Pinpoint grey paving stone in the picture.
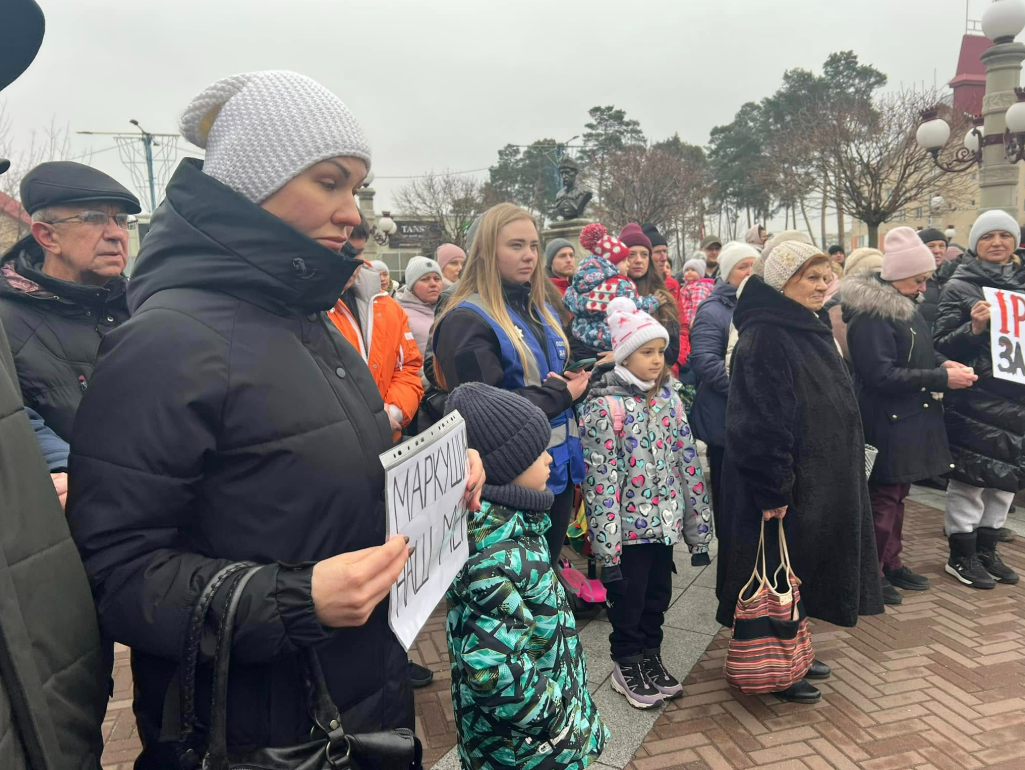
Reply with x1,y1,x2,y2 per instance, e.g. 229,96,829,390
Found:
577,619,615,693
590,678,667,769
430,746,460,770
663,585,726,636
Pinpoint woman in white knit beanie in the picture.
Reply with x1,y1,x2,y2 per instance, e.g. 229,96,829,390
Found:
68,70,484,764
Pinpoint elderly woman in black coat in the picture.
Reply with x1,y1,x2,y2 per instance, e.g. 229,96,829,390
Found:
842,227,976,606
934,210,1025,589
718,241,884,705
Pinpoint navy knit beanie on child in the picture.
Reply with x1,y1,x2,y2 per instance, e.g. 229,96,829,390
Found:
445,382,551,486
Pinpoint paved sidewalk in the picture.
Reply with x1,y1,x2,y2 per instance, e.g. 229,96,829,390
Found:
628,493,1025,770
101,489,1025,769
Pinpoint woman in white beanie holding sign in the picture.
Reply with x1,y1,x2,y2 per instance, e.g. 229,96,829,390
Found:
934,210,1025,589
66,70,482,766
842,227,975,606
716,242,884,705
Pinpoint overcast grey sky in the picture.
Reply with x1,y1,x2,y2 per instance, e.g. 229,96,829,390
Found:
1,0,990,218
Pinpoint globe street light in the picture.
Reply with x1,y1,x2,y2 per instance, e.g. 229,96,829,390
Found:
915,0,1025,216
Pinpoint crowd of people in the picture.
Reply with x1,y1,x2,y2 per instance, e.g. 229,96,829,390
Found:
1,21,1024,770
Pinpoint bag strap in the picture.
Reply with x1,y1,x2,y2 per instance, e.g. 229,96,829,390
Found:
202,568,346,770
203,565,262,770
607,395,626,436
737,519,768,600
176,561,256,765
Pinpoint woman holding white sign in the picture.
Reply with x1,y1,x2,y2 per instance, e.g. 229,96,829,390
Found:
934,210,1025,589
65,71,483,767
433,203,590,565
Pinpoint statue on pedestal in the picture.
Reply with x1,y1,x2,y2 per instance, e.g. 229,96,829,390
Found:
554,156,592,221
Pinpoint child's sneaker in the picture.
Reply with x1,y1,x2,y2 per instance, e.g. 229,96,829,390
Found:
611,656,665,709
642,650,683,698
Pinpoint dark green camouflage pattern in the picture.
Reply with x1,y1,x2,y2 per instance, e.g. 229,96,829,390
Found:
446,500,608,770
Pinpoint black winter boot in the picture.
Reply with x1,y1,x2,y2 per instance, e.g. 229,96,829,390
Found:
945,532,996,589
977,527,1020,585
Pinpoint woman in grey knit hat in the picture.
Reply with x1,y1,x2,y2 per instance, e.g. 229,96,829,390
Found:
67,70,484,765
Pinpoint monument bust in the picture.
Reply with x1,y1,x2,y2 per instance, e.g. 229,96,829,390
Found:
554,156,592,221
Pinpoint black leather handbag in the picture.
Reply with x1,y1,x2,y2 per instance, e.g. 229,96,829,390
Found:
177,563,423,770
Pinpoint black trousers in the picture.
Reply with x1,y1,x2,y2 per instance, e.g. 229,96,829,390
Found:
546,483,576,567
707,444,725,541
606,544,675,661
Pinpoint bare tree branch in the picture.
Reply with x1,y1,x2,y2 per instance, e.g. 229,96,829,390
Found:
394,170,488,253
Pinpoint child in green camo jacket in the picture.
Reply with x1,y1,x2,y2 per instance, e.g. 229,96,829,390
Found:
444,383,608,770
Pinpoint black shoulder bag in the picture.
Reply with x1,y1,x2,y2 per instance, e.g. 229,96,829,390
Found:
177,563,423,770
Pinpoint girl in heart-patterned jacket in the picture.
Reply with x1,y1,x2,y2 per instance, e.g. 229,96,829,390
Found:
578,297,712,709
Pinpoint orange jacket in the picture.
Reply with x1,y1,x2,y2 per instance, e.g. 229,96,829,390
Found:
328,267,423,440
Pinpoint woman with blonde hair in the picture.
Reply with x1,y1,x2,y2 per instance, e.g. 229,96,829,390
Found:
434,203,589,563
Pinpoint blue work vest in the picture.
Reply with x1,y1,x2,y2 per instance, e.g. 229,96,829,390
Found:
454,294,585,494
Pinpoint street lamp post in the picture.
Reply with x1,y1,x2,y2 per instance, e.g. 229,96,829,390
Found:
917,0,1025,217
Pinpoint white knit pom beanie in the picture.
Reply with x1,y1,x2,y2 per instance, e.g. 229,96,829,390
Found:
606,297,669,364
180,71,372,204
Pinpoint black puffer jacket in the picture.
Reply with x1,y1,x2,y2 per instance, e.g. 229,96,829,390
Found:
0,238,128,440
934,258,1025,492
0,317,108,770
842,274,954,485
67,159,411,767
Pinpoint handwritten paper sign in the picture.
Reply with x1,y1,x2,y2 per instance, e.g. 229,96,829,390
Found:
380,410,469,650
984,286,1025,385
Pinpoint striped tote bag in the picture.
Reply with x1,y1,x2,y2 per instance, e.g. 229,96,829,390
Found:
724,519,814,694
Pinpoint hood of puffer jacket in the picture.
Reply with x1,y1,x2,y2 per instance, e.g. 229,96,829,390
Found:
469,499,551,554
572,254,618,292
840,272,918,324
704,279,738,308
745,224,764,247
128,158,362,316
394,285,435,316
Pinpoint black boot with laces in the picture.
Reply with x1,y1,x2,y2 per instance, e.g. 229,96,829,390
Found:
977,527,1020,585
642,648,683,698
946,532,996,589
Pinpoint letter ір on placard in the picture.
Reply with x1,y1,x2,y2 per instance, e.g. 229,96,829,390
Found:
984,287,1025,385
381,411,469,649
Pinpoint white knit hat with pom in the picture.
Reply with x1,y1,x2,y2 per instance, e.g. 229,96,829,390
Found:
180,70,372,204
606,296,669,364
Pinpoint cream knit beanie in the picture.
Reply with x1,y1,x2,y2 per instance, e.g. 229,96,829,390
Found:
180,70,372,204
763,241,826,291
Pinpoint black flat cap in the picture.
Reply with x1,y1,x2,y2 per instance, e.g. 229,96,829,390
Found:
0,159,10,176
20,161,141,215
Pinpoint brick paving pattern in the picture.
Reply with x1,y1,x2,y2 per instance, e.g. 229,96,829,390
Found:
630,500,1025,770
101,499,1025,769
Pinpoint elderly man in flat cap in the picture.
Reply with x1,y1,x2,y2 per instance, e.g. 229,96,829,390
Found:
0,161,140,447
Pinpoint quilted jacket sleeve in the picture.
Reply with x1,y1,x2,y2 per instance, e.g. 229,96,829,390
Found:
452,550,568,737
68,308,330,667
579,395,622,567
675,400,711,553
690,302,730,395
934,280,989,363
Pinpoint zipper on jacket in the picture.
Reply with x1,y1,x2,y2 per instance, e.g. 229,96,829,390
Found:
78,374,88,392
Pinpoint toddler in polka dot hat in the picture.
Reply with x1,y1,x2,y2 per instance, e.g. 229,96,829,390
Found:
563,223,661,352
